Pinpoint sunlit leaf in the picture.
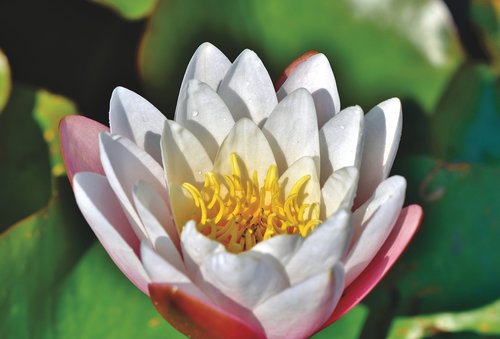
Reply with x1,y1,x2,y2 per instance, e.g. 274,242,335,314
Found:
388,299,500,338
0,49,11,113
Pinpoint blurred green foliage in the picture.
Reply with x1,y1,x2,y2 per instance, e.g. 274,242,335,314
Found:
91,0,158,21
0,0,499,338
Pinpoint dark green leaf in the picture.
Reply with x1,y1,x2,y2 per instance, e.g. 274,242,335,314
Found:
430,64,500,164
372,156,500,313
0,84,78,231
361,156,500,337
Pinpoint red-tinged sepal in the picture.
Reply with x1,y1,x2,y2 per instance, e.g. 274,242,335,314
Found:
149,283,266,339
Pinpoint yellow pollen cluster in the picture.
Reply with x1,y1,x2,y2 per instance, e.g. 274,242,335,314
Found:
182,153,322,253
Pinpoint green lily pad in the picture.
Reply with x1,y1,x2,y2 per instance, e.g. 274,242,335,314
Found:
361,156,500,337
91,0,158,21
430,64,500,164
53,243,184,338
139,0,463,118
388,299,500,338
313,304,369,339
0,177,93,338
0,84,78,232
0,49,11,113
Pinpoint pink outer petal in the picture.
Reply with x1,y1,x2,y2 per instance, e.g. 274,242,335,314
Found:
274,50,319,91
59,115,109,183
149,283,266,339
318,204,423,331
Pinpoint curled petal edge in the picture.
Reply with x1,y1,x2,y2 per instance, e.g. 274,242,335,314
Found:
149,283,266,339
318,204,423,331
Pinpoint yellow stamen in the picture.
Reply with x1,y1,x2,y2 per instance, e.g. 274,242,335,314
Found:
181,153,322,253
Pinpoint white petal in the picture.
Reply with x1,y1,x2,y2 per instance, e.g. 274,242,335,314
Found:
319,105,364,185
200,251,289,309
100,132,168,241
356,98,402,206
109,86,166,164
263,88,319,174
73,172,150,294
175,42,231,122
279,156,320,207
180,221,224,279
321,167,359,219
250,235,303,267
345,175,406,286
277,53,340,127
286,210,351,284
179,222,257,322
132,181,183,272
141,241,188,283
254,263,345,339
141,241,212,303
161,119,213,187
213,118,276,184
177,80,235,160
218,49,278,126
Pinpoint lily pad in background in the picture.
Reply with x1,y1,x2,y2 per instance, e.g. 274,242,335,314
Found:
0,49,11,113
91,0,158,21
361,156,500,337
139,0,463,119
52,243,183,339
0,177,93,339
430,64,500,164
0,85,78,232
387,299,500,338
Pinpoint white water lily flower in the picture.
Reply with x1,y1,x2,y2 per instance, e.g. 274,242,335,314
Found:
60,43,422,339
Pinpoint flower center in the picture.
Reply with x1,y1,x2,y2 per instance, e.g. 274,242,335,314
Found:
182,153,322,253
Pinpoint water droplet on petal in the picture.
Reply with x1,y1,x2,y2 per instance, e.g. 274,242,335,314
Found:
340,125,345,130
192,110,199,117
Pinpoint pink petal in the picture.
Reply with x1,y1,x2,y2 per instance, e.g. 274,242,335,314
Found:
274,50,319,91
59,115,109,183
149,283,266,339
74,172,149,295
318,204,423,330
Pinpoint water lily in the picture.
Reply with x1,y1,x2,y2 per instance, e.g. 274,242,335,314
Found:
60,42,422,339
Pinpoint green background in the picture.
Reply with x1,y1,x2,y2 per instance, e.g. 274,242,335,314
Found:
0,0,499,338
